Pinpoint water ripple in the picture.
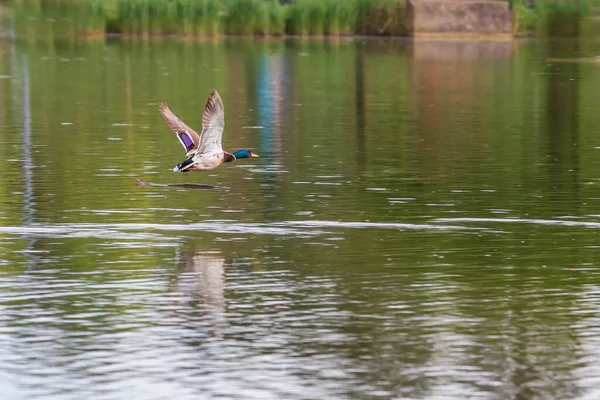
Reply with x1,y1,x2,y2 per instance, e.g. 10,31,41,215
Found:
0,220,492,242
435,217,600,228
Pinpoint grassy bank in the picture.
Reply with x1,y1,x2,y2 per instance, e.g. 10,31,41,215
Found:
1,0,594,40
3,0,407,38
114,0,407,36
5,0,108,39
512,0,592,36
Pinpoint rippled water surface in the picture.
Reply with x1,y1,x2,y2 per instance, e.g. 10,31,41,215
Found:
2,31,600,399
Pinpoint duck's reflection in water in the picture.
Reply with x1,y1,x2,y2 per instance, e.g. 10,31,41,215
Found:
176,251,226,329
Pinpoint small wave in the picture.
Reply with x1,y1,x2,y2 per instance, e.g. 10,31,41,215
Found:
434,217,600,228
0,222,327,239
0,218,499,243
273,220,476,231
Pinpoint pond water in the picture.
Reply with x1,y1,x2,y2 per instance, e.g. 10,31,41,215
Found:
2,31,600,399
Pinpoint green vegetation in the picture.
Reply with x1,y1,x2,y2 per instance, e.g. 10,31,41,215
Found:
115,0,222,36
6,0,108,41
284,0,405,36
4,0,408,38
512,1,538,35
512,0,592,36
1,0,595,39
224,0,285,36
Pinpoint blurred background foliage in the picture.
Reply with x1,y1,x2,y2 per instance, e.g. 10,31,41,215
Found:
1,0,595,40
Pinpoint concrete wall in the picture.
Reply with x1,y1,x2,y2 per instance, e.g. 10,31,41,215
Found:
406,0,512,37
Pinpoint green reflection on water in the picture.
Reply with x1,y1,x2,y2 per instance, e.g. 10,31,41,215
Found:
2,34,600,399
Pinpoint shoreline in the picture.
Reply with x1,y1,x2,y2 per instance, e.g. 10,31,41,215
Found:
2,0,563,42
2,0,591,42
1,32,544,44
99,32,517,41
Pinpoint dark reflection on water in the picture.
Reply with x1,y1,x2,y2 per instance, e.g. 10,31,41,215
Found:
2,34,600,399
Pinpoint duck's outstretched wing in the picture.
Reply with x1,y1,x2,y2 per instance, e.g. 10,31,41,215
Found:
159,103,201,156
197,90,225,156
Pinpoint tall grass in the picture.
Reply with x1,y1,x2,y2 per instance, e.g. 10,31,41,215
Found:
7,0,108,41
535,0,590,14
5,0,594,40
43,0,406,38
285,0,310,36
512,0,537,35
224,0,285,36
286,0,405,36
356,0,406,36
512,0,591,36
116,0,222,36
287,0,345,36
325,0,357,35
86,0,108,36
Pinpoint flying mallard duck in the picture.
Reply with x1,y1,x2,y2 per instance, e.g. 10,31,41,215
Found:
159,90,258,172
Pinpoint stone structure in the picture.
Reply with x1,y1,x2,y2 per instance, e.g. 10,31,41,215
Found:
405,0,512,37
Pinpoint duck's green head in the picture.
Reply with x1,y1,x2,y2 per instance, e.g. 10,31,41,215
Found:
232,149,259,159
